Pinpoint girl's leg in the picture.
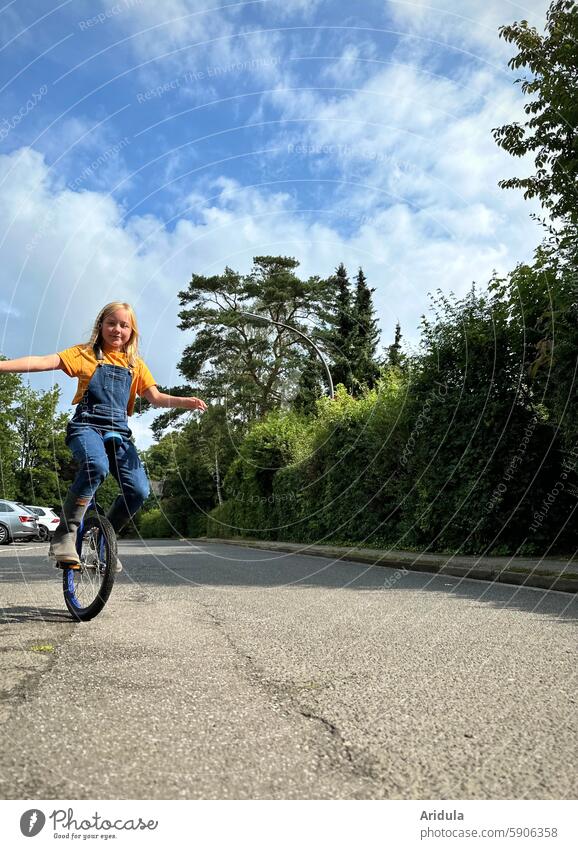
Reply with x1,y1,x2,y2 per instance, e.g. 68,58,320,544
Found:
50,428,109,565
67,427,110,498
106,439,150,533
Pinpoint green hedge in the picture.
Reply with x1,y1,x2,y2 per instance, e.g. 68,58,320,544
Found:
139,508,175,538
205,369,577,556
201,281,578,557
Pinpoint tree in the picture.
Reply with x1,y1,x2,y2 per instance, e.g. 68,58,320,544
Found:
141,403,246,535
163,409,239,535
351,267,381,392
319,264,383,395
321,263,356,393
292,349,325,415
317,264,383,396
386,322,403,367
492,0,578,454
177,256,328,423
489,243,578,453
0,361,21,499
493,0,578,224
12,385,72,504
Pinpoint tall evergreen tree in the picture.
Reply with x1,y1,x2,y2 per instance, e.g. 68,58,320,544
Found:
386,321,403,367
292,349,325,415
320,263,356,393
351,267,381,392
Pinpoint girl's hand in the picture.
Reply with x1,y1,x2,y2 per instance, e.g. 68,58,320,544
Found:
142,385,208,411
183,396,208,412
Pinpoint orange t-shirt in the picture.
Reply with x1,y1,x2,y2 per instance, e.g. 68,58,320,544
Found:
57,345,157,416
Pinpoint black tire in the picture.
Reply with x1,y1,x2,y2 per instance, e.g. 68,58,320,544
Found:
63,513,117,622
36,525,49,542
0,524,10,545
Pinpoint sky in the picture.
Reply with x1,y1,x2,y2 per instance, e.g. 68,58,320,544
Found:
0,0,550,448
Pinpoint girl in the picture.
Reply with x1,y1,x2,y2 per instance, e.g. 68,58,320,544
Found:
0,302,207,570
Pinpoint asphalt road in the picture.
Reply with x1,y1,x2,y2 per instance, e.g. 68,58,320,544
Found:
0,539,576,800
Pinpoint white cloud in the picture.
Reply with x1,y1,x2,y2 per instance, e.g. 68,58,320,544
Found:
95,0,288,96
320,42,381,86
0,0,550,467
260,52,542,228
385,0,549,63
1,141,542,446
0,301,20,318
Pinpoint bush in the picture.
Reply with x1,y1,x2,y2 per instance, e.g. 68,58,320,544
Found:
218,409,309,539
203,332,578,556
187,511,208,537
206,502,238,538
139,508,175,538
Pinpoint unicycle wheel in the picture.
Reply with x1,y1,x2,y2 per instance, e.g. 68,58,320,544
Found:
63,514,117,622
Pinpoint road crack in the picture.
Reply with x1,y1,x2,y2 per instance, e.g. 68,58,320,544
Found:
196,598,380,783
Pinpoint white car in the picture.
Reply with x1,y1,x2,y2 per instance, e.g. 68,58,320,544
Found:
0,501,39,544
25,505,61,542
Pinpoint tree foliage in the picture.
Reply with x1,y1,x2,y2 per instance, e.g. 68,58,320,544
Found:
351,267,381,392
0,373,74,505
319,263,356,392
493,0,578,223
318,263,383,396
142,1,578,550
208,282,576,555
177,256,329,423
0,363,21,498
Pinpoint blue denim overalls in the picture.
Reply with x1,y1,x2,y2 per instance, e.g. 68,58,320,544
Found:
65,346,150,531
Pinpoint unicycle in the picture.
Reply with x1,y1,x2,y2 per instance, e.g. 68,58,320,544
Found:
62,431,122,622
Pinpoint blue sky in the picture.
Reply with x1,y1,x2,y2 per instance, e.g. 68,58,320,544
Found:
1,0,549,447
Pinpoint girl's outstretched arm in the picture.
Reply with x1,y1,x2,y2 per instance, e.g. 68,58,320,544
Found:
143,385,208,412
0,354,61,373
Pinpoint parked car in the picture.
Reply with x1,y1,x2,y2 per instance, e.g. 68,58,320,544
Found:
0,500,39,544
25,505,61,542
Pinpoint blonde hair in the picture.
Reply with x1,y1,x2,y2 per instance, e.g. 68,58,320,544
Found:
86,302,140,367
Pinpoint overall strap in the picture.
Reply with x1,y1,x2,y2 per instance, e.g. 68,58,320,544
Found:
93,343,134,372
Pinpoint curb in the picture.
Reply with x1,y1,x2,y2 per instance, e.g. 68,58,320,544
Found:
194,537,578,594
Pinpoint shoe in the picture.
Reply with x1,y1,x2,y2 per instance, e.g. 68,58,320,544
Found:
49,490,89,567
51,558,81,571
114,556,123,573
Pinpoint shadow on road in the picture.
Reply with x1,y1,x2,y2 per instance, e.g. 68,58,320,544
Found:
106,541,578,622
0,606,73,624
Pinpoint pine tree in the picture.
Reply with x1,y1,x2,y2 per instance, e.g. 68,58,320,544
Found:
321,263,356,393
386,321,403,367
176,256,328,425
351,267,381,392
292,350,324,414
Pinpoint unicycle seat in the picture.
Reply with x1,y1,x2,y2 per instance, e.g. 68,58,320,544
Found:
103,431,126,464
103,430,124,444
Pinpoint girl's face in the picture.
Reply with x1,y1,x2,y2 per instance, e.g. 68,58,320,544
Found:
100,308,133,351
